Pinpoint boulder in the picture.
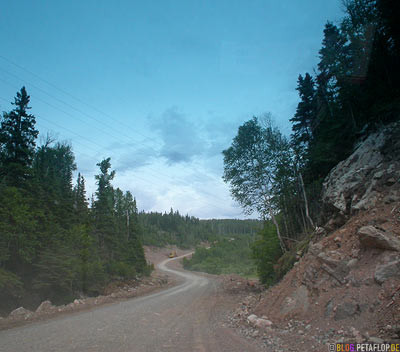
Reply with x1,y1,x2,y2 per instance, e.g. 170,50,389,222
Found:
247,314,273,329
247,314,258,325
36,300,53,313
254,318,273,329
374,259,400,284
9,307,32,319
357,226,400,251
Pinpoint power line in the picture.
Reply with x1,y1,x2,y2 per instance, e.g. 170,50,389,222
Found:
0,68,159,150
0,93,233,210
0,55,160,145
0,71,190,184
0,64,234,206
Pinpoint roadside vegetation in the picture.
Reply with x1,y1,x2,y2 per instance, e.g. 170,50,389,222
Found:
0,90,151,312
182,236,257,277
223,0,400,285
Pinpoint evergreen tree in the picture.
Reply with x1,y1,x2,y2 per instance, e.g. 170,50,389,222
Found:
32,141,77,228
0,87,38,186
73,172,89,223
290,73,317,165
93,158,116,261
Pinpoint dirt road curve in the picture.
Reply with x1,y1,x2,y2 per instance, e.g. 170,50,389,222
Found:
0,254,260,352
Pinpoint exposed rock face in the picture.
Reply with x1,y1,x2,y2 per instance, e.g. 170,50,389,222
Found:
357,226,400,251
322,122,400,218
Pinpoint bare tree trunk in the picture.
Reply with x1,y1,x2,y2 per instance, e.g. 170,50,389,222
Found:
300,206,307,234
282,196,290,237
270,211,287,253
298,172,315,229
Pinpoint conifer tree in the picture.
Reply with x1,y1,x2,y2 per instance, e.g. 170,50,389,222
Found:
94,158,116,260
0,87,38,186
290,73,317,166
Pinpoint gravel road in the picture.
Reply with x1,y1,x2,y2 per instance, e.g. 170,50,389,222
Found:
0,254,260,352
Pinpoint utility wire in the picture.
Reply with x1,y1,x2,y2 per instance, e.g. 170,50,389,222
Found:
0,93,233,210
0,66,234,206
0,55,160,145
0,72,197,186
0,67,158,150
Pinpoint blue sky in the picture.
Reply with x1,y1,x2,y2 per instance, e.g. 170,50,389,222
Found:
0,0,343,219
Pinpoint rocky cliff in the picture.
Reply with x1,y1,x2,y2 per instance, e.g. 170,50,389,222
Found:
229,122,400,350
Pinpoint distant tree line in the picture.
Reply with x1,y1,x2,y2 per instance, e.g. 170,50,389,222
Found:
139,210,261,248
223,0,400,284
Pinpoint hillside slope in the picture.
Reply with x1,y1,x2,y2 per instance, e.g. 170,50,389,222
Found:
230,122,400,349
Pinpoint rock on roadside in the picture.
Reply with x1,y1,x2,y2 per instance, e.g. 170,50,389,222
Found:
36,300,54,313
9,307,32,320
247,314,273,329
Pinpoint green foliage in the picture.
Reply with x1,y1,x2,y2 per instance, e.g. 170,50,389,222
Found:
273,251,296,282
183,236,257,277
0,87,38,186
0,186,39,267
0,268,23,294
139,210,212,248
139,211,261,249
33,245,80,300
0,89,153,313
251,222,282,285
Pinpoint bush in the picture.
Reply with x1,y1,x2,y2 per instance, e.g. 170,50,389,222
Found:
251,222,282,285
183,236,256,277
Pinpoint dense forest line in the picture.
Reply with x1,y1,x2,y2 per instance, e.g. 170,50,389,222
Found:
0,90,151,312
139,212,261,248
222,0,400,284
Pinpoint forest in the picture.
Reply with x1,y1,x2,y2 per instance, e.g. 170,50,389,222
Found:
222,0,400,284
139,212,260,248
0,90,152,313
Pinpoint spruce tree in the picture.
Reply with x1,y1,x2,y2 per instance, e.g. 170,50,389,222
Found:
290,73,317,166
93,158,116,261
0,87,38,186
